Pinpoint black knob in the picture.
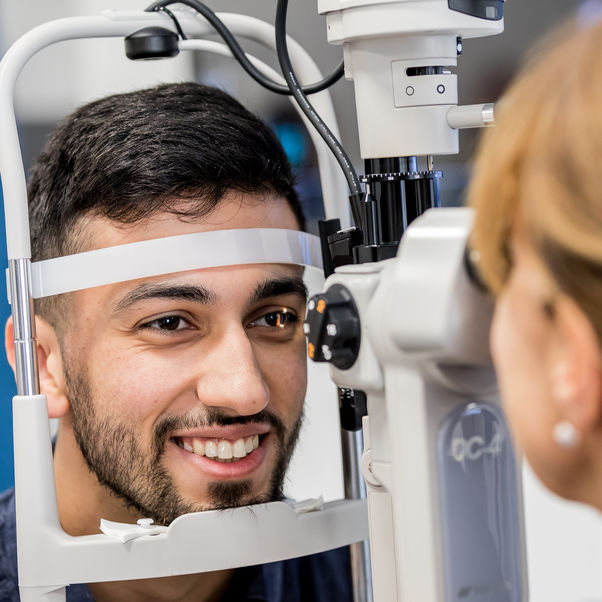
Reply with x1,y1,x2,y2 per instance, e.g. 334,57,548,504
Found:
124,27,180,61
303,284,361,370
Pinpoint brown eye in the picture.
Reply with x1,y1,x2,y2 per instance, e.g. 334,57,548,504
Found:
140,315,190,333
156,316,183,330
249,309,298,329
266,312,286,328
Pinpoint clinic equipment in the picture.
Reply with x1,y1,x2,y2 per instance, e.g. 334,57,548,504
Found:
0,1,527,601
300,0,527,600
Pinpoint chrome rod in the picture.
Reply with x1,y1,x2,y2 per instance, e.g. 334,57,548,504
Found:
342,428,373,602
9,258,39,395
342,428,366,500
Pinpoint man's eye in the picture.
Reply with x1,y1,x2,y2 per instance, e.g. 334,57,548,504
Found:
139,315,190,332
249,310,298,329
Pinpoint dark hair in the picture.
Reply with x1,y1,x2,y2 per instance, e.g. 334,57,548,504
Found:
28,82,305,264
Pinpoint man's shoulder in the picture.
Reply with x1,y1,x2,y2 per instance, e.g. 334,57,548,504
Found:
0,488,19,602
0,488,15,513
280,546,352,600
229,546,351,602
0,487,16,547
0,490,93,602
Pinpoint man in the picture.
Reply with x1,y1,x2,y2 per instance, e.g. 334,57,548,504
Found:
0,83,350,601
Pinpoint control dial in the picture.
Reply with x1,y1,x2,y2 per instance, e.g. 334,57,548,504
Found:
303,284,361,370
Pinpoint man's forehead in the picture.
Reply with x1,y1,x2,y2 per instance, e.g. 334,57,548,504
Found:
78,193,300,253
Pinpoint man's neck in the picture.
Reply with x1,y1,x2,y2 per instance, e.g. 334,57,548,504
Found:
88,571,235,602
52,423,235,601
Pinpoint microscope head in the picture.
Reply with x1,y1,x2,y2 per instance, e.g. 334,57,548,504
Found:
318,0,504,159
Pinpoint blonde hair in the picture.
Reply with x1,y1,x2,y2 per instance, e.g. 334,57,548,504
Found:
469,17,602,341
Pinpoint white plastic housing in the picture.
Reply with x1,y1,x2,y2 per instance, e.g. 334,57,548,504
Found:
372,207,494,365
319,208,527,601
318,0,504,158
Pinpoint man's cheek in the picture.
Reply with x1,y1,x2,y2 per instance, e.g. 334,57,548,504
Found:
276,346,307,392
89,356,170,417
262,346,306,409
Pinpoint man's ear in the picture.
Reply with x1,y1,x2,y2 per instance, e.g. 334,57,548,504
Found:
5,316,70,419
548,296,602,437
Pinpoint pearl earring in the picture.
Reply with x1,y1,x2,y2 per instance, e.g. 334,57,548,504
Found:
553,420,580,447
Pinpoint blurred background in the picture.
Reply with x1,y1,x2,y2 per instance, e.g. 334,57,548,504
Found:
1,1,601,600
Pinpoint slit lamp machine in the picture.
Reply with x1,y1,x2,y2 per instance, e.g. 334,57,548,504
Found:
0,1,527,600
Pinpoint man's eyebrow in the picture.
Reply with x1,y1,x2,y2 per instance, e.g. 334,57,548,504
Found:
250,277,308,305
112,283,217,314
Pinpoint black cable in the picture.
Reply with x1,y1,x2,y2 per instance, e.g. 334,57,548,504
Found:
146,0,344,96
158,6,188,40
275,0,362,197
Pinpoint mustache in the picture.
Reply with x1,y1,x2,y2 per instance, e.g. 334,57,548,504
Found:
154,408,286,449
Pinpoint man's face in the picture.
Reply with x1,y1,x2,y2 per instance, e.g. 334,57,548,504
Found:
59,194,307,525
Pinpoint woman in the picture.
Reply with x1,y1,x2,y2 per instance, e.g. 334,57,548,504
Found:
469,17,602,510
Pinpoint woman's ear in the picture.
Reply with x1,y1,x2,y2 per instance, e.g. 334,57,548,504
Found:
5,316,70,419
548,296,602,437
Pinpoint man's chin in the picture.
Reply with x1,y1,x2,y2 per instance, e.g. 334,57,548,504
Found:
175,472,283,510
191,480,275,513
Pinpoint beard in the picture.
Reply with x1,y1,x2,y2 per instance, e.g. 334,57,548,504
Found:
65,369,303,526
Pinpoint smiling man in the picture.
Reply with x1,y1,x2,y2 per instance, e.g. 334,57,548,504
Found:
0,83,351,601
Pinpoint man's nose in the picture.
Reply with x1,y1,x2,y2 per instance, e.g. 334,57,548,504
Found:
195,327,270,416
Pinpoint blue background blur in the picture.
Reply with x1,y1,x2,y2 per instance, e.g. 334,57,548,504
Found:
0,185,17,493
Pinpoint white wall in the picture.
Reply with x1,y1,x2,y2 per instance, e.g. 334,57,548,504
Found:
523,463,602,602
0,0,194,124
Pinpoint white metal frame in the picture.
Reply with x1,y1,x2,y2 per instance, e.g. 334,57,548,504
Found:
0,9,366,601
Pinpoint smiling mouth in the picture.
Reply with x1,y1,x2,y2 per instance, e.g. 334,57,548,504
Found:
171,435,264,463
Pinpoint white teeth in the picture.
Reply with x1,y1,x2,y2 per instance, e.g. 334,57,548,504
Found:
233,439,246,458
217,440,233,459
178,434,262,461
192,438,205,456
205,440,218,458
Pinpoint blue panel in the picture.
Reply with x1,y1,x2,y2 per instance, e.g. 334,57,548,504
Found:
0,181,17,491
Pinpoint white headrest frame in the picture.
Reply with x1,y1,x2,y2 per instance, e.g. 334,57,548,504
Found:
17,228,321,300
